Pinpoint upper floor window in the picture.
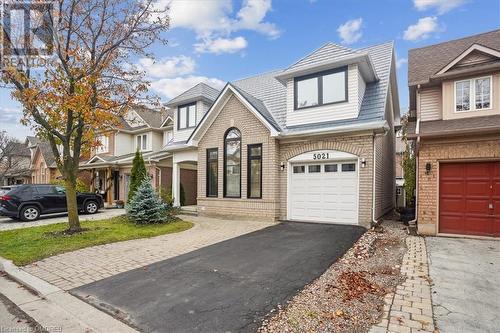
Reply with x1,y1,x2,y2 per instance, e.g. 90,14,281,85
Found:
136,134,148,151
163,130,173,145
294,67,347,110
455,76,492,112
95,135,109,154
178,103,196,130
224,128,241,198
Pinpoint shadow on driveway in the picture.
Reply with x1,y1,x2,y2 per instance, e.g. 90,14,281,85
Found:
72,222,365,333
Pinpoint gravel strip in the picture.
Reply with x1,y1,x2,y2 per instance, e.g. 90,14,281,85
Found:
259,220,408,333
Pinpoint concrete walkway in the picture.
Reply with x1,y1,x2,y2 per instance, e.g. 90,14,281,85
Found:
0,208,126,231
23,215,274,290
427,237,500,333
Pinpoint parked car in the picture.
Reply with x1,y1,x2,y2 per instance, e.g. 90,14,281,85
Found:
0,184,104,221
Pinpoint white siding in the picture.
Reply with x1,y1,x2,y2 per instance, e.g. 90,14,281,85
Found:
419,87,442,121
114,132,134,155
151,131,163,151
286,64,361,127
173,100,212,142
358,68,366,114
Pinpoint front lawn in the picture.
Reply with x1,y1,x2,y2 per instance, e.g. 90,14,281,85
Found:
0,216,193,266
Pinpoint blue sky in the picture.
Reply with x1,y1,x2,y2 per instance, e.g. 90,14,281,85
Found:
1,0,499,139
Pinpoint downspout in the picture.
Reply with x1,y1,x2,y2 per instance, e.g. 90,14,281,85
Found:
408,84,421,230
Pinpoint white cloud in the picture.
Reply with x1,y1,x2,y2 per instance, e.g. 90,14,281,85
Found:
0,107,33,140
413,0,467,14
150,76,225,99
136,56,196,78
194,36,248,54
154,0,280,54
396,57,408,69
337,18,363,44
0,106,22,125
403,16,442,41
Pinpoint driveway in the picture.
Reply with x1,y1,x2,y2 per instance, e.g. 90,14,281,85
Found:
72,222,365,333
0,208,125,231
427,237,500,333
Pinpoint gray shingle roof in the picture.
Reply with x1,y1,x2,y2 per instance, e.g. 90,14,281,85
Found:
166,82,220,107
38,143,56,167
407,114,500,138
229,41,394,134
408,29,500,86
284,43,360,72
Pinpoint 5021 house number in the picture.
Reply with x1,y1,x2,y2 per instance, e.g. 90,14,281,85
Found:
313,152,330,160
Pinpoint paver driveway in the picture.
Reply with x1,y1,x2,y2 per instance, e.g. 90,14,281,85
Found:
427,237,500,333
72,222,365,333
23,215,273,290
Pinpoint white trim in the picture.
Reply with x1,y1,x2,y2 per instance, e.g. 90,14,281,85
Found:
188,85,280,146
281,120,388,138
437,44,500,75
86,155,107,164
160,115,174,128
454,75,493,113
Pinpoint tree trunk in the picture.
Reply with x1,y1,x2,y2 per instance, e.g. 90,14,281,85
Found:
64,176,81,232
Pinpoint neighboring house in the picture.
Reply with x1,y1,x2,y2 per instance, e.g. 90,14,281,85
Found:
79,106,173,206
165,41,400,227
31,142,61,183
406,29,500,237
1,141,31,185
395,131,406,208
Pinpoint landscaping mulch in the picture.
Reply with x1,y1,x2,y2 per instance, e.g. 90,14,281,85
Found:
259,219,408,333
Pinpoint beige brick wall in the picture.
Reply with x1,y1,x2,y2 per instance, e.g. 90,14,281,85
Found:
197,95,280,221
278,134,375,227
417,134,500,235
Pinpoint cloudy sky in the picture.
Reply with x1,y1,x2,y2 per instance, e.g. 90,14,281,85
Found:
1,0,499,139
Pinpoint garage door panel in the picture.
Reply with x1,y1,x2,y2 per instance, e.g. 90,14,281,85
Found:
440,181,463,194
440,162,498,237
290,160,358,224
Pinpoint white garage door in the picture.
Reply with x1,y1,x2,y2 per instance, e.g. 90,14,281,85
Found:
289,161,358,224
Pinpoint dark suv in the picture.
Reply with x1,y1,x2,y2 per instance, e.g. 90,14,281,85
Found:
0,184,104,221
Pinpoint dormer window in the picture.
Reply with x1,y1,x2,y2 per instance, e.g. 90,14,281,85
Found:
178,103,196,130
294,67,347,110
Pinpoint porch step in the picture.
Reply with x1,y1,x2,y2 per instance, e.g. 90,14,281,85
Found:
179,205,198,216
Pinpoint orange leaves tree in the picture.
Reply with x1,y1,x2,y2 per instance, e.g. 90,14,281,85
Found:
1,0,168,231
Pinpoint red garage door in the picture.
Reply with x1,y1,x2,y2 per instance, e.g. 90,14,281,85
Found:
440,162,500,237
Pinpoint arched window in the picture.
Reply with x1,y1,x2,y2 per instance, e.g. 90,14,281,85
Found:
224,128,241,197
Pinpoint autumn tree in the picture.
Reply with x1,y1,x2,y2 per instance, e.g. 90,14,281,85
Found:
1,0,169,231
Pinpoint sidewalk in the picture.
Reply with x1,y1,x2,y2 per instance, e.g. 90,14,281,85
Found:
0,208,126,231
0,274,137,333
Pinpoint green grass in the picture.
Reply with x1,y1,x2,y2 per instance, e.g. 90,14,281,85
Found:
0,216,193,266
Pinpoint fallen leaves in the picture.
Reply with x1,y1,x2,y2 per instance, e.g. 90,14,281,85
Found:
327,271,384,302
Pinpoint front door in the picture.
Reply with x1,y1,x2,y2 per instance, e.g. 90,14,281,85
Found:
439,161,500,237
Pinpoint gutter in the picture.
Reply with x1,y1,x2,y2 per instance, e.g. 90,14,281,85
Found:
279,120,389,139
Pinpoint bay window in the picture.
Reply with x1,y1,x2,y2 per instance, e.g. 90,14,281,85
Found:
455,76,492,112
294,67,347,110
224,128,241,198
247,144,262,199
178,103,196,129
206,148,218,197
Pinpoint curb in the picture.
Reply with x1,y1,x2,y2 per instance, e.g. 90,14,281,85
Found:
0,257,61,297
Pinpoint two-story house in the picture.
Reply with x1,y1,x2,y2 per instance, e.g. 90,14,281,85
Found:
80,106,173,206
406,29,500,237
166,41,399,227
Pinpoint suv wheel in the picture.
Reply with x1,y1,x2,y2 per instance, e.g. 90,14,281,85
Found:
84,201,99,214
20,206,40,222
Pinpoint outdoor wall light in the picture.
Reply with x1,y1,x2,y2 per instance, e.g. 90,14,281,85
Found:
361,158,366,168
425,162,432,175
280,162,285,171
